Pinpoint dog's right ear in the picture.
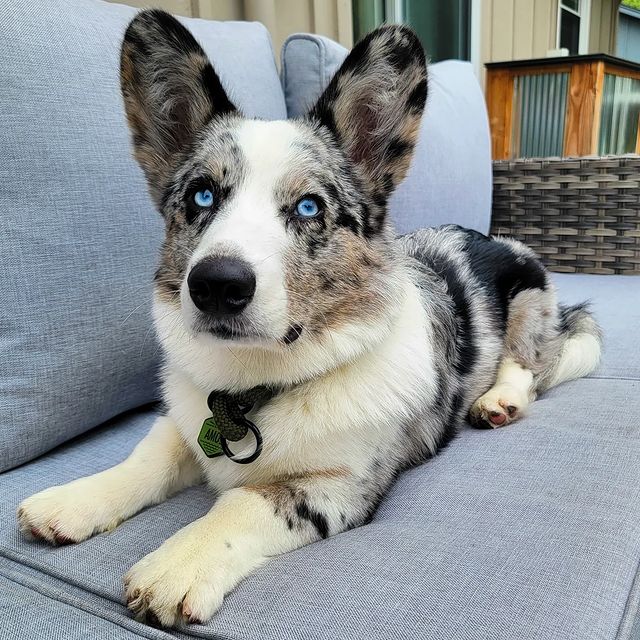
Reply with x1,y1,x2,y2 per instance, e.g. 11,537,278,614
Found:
120,9,237,206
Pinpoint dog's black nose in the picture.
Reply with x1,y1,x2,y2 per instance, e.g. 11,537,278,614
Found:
187,257,256,315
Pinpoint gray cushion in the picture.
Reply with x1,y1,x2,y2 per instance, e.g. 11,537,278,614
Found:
0,576,152,640
553,274,640,381
2,373,640,638
0,0,286,472
281,34,493,234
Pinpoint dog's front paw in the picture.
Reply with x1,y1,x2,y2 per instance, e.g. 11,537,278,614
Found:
18,480,123,545
470,383,530,429
125,522,266,627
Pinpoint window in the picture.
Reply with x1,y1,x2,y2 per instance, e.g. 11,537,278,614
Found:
557,0,591,55
352,0,471,63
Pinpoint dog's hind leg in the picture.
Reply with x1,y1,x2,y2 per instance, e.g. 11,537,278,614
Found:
18,416,202,545
470,287,559,429
470,286,602,429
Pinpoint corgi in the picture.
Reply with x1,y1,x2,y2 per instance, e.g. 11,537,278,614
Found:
18,10,601,628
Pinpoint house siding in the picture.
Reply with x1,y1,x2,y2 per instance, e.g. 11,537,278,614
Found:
482,0,557,64
103,0,353,54
482,0,618,63
618,8,640,63
588,0,620,54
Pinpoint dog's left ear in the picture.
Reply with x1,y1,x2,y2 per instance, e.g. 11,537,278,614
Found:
309,25,427,200
120,9,237,206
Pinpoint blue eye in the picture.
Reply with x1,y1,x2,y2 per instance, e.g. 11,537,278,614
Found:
193,189,214,208
296,197,320,218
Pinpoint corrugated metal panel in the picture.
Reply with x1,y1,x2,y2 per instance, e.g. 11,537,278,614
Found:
513,72,568,158
598,73,640,155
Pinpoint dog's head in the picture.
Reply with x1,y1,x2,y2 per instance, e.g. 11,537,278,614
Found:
120,10,426,351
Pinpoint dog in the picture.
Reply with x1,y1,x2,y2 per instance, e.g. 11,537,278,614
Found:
17,10,602,627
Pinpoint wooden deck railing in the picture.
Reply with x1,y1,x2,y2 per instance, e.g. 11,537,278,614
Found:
486,54,640,160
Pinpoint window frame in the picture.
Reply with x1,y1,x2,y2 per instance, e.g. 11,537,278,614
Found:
556,0,592,55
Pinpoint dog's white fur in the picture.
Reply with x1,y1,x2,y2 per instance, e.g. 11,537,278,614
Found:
19,255,436,624
183,121,299,342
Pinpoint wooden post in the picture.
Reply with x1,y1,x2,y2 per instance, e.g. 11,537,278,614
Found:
486,69,514,160
564,60,603,156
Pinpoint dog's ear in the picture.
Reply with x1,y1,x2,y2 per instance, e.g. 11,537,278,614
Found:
120,9,237,205
309,25,427,200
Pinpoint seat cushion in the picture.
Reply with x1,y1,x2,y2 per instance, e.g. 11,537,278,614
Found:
2,374,640,639
0,0,286,472
281,34,493,234
553,274,640,381
0,576,155,640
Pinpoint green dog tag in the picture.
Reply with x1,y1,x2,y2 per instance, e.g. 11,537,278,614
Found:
197,418,223,458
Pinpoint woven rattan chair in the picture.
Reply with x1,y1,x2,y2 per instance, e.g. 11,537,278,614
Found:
491,155,640,275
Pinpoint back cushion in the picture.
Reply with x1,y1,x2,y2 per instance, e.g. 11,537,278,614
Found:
281,33,492,234
0,0,286,471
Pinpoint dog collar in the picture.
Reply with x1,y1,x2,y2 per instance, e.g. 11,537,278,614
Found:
197,387,277,464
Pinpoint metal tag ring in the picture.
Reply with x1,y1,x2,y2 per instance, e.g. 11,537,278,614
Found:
220,419,263,464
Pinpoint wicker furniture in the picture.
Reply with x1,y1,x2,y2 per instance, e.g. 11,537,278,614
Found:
491,155,640,275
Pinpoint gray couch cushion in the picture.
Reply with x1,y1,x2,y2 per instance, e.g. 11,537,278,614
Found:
2,321,639,639
0,576,156,640
281,34,493,234
0,0,286,472
553,274,640,381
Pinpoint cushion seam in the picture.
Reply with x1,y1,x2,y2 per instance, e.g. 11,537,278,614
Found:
0,546,282,640
0,557,178,640
0,544,124,603
615,551,640,639
588,375,640,382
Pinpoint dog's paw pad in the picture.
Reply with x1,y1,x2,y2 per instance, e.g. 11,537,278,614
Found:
470,384,528,429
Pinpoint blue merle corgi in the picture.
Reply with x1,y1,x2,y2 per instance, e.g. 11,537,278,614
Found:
18,10,601,627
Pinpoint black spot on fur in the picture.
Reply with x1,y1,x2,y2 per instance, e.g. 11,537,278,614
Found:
323,181,340,203
283,324,303,345
416,251,477,376
407,79,427,113
336,209,361,234
388,44,414,72
201,64,235,118
386,137,411,162
372,191,386,208
379,173,395,199
559,302,591,336
286,517,294,530
462,228,548,331
445,392,464,433
296,501,329,539
440,272,476,375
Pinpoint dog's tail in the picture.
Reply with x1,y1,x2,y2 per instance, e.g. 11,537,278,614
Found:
538,303,602,393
